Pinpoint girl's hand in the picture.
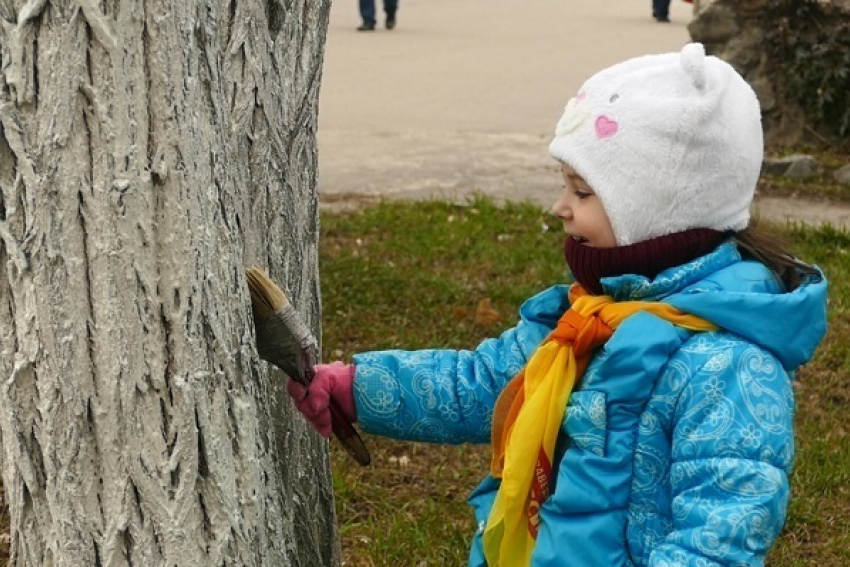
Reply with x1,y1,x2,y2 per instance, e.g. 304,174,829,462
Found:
286,361,357,437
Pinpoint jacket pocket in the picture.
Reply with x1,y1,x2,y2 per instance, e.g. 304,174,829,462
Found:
563,390,608,457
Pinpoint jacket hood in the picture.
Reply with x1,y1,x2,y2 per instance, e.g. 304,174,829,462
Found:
601,242,828,371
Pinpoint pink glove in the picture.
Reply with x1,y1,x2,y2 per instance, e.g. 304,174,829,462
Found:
287,361,357,437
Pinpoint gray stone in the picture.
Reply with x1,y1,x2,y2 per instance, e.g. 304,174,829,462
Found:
724,27,764,72
834,164,850,185
688,4,741,43
762,155,819,178
693,0,718,15
748,72,776,111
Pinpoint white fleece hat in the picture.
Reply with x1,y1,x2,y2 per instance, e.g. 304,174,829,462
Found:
548,43,763,246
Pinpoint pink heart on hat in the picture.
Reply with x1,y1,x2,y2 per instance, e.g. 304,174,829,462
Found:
595,115,619,139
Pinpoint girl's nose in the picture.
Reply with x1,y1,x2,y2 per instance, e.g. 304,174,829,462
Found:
551,194,572,220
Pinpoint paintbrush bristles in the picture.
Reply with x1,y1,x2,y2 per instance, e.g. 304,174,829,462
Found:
245,267,290,320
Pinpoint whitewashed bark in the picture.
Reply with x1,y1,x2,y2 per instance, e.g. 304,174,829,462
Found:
0,1,336,565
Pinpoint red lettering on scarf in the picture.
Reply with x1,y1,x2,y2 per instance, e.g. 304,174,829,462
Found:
528,449,553,538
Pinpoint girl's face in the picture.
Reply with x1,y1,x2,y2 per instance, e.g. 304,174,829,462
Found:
550,164,617,248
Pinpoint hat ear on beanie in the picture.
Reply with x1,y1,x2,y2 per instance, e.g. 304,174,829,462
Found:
548,43,763,247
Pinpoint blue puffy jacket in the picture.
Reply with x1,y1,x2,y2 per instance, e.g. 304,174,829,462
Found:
351,242,828,566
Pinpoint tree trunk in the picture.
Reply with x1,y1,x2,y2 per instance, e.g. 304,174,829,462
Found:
0,1,336,565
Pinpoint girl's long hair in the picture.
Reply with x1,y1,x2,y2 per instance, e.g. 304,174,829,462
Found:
732,224,820,291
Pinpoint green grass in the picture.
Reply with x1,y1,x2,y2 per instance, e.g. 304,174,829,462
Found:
321,198,850,567
758,175,850,203
320,197,566,354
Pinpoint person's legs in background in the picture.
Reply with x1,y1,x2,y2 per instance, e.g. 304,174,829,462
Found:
359,0,376,30
652,0,671,21
384,0,398,29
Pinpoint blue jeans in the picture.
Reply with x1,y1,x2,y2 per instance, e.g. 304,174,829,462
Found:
360,0,398,25
652,0,671,17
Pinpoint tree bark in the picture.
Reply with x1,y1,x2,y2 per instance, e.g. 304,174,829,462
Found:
0,1,336,565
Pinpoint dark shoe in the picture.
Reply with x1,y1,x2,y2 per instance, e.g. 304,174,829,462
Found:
386,15,396,29
654,15,670,22
357,21,376,31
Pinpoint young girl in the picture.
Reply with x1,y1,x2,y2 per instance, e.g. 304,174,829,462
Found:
290,43,828,566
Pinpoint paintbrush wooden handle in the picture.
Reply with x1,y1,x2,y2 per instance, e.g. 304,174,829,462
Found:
329,401,372,466
245,266,371,465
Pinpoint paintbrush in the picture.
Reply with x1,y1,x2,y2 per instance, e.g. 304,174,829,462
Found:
245,267,371,466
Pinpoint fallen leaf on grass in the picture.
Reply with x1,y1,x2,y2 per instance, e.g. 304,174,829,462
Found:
475,298,501,327
453,307,470,319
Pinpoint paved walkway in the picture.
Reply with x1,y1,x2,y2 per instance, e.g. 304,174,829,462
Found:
317,0,850,228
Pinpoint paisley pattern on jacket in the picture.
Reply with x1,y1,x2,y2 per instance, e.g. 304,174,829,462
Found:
352,242,828,566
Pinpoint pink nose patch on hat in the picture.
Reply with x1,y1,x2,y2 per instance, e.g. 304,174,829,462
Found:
595,116,619,139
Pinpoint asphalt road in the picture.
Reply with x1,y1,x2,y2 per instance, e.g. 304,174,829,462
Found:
316,0,850,228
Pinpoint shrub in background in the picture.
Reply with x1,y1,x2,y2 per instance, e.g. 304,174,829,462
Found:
764,0,850,139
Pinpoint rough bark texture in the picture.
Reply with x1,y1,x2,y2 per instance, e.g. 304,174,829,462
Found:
0,1,336,566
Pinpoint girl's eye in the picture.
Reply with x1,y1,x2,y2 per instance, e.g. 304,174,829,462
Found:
574,189,591,200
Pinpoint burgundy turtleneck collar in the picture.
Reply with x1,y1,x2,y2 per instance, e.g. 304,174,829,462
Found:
564,228,727,295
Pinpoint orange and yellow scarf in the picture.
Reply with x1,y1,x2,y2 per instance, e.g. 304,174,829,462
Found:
482,284,717,566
